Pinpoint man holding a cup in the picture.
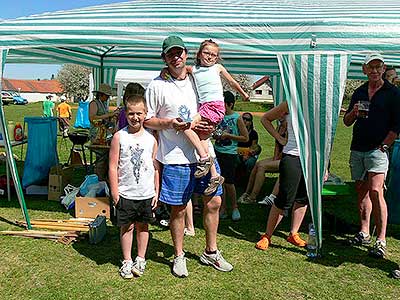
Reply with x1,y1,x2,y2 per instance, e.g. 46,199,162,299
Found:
344,53,400,258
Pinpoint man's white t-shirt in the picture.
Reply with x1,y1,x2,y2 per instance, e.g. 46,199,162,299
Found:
146,75,215,165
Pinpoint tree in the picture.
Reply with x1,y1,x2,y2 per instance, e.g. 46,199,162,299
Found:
57,64,91,101
221,73,252,100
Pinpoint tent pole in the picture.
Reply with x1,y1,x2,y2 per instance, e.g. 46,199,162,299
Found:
0,103,31,229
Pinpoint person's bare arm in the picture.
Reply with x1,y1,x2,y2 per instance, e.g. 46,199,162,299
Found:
89,102,117,123
220,116,249,143
144,117,190,131
343,103,359,127
219,65,249,100
261,101,289,146
152,139,161,210
108,132,120,205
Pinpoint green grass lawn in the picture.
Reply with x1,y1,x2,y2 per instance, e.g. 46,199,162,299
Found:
1,102,400,300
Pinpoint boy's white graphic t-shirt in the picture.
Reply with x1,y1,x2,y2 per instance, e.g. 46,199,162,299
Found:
118,127,156,200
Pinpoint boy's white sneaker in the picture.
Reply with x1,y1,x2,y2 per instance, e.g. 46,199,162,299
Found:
132,257,146,277
119,260,134,279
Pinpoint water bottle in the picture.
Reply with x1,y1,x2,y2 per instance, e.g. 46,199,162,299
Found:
306,223,318,258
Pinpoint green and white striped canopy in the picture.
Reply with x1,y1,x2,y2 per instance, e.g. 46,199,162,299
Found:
1,0,400,251
2,0,400,73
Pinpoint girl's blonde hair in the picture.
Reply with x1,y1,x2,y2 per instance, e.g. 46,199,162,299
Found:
195,39,221,66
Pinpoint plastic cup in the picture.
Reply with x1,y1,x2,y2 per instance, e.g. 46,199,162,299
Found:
357,101,370,119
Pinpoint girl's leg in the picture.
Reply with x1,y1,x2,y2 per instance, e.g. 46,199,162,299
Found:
249,159,279,200
120,223,135,261
135,222,149,259
200,138,219,178
184,128,208,158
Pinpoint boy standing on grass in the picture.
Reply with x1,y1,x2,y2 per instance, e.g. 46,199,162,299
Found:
109,95,160,279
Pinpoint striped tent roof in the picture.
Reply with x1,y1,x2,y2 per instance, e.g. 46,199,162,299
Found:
1,0,400,75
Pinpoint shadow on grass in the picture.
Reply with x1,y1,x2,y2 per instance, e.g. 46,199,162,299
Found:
309,234,398,273
0,196,68,213
71,225,200,271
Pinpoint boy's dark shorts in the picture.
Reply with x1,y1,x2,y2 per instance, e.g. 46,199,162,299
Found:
115,196,154,226
215,151,239,184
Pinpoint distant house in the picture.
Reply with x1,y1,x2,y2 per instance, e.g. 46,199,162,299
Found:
2,78,64,103
250,76,273,103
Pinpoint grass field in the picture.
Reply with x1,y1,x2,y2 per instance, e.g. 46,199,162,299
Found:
0,101,399,300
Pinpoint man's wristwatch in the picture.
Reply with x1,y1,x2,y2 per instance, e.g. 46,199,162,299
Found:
380,144,389,152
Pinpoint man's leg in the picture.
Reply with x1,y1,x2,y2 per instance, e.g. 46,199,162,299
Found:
368,172,387,241
355,180,371,236
169,204,187,256
200,195,233,271
185,199,195,235
170,204,189,278
203,195,221,252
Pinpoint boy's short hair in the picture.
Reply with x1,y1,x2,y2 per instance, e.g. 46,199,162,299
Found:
223,91,235,105
124,94,147,110
123,82,145,104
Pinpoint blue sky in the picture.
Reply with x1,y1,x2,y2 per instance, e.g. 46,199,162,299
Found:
2,0,124,80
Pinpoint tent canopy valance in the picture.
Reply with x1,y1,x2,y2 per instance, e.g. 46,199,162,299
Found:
1,0,399,252
2,0,400,75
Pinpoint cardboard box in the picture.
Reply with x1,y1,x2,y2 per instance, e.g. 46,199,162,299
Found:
75,196,110,219
48,165,74,201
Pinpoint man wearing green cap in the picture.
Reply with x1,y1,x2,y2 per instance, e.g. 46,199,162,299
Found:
145,36,233,277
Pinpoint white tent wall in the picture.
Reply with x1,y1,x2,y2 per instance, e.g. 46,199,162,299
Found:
1,0,400,250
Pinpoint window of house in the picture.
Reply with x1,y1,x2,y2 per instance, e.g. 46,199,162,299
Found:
255,90,262,95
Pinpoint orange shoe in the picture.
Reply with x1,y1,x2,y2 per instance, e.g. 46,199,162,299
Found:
287,233,307,247
255,234,271,250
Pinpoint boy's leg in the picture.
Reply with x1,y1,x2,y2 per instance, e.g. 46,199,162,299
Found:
120,223,134,261
135,222,149,258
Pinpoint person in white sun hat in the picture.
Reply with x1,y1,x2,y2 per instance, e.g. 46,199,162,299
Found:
344,53,400,259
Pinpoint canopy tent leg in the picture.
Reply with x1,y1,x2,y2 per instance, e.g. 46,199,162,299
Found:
277,53,350,254
0,49,31,229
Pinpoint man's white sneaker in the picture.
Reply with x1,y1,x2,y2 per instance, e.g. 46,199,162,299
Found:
172,253,188,278
119,260,134,279
200,250,233,272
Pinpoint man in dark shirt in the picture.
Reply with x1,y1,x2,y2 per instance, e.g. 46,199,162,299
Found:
344,53,400,258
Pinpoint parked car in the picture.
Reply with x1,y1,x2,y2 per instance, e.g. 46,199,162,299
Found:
9,91,28,105
1,91,13,105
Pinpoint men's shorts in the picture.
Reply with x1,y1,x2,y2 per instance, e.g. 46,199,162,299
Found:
349,149,389,181
116,196,154,226
215,151,239,184
274,154,308,211
160,160,223,206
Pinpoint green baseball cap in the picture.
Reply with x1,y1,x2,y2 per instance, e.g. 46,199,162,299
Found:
162,36,186,54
